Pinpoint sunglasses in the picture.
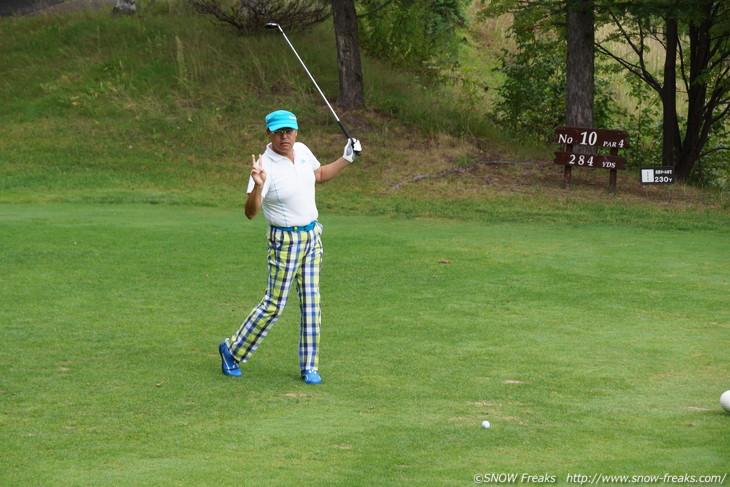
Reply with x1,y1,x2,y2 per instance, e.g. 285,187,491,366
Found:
271,128,296,136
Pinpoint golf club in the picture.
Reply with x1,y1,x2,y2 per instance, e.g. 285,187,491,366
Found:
264,22,360,155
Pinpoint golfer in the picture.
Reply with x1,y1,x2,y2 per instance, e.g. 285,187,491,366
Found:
218,110,361,384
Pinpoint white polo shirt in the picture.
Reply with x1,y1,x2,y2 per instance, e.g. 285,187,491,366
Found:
247,142,321,228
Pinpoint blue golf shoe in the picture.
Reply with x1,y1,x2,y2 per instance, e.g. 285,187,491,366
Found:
301,369,322,384
219,341,242,377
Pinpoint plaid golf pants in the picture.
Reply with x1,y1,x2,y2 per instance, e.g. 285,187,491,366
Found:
226,222,323,372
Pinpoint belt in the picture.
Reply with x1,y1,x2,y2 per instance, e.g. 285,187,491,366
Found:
271,221,317,232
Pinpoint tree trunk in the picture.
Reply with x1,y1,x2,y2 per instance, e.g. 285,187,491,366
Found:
676,1,712,182
565,0,594,129
332,0,364,109
113,0,136,15
661,17,679,168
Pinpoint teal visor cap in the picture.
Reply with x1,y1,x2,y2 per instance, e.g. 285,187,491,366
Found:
266,110,299,131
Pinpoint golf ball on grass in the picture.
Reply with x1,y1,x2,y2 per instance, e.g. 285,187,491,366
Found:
481,420,491,429
721,391,730,413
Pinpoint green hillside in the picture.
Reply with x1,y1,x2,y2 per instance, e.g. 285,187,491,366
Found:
0,2,726,223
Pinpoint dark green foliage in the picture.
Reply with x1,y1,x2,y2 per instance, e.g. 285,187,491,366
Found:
494,34,565,141
358,0,471,76
493,30,619,144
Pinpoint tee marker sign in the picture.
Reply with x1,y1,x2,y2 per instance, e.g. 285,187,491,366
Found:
640,167,674,185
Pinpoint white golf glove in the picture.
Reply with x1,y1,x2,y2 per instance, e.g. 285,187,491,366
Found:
342,138,362,163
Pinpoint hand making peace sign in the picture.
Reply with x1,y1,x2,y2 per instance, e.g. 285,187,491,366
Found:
250,154,266,187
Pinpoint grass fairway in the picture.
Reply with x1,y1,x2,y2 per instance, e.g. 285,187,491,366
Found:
1,203,728,486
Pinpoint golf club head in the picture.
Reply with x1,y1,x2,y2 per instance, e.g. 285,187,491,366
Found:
264,22,280,30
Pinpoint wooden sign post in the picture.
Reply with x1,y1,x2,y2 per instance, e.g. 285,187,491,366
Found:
553,126,629,192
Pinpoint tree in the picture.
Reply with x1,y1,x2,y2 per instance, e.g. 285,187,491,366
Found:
332,0,365,109
188,0,329,33
595,0,730,181
566,0,594,129
481,0,602,139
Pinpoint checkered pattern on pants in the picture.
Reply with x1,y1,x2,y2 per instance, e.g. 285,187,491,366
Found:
227,223,323,372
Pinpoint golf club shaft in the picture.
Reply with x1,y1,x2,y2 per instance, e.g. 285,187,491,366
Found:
266,23,355,142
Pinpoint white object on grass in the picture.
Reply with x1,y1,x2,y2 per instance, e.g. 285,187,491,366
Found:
720,390,730,412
